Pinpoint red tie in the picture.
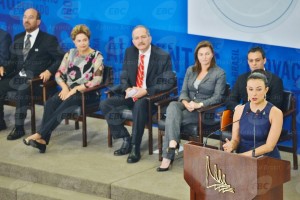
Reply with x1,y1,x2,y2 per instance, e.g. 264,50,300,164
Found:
136,54,145,88
133,54,145,101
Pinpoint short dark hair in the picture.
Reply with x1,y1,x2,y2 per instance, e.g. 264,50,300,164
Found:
248,46,265,59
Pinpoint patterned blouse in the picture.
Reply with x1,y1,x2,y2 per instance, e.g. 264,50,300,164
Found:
55,48,104,88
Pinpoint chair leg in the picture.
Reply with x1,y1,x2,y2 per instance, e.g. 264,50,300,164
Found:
292,114,298,170
158,130,163,161
219,140,223,151
75,121,79,130
148,127,153,155
293,149,298,170
292,131,298,170
108,126,112,147
82,115,87,147
31,104,36,134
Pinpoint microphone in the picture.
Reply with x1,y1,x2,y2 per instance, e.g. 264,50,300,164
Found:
252,109,261,157
203,108,251,147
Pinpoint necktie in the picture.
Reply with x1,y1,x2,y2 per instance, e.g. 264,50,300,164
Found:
133,54,145,101
136,54,145,88
23,34,31,61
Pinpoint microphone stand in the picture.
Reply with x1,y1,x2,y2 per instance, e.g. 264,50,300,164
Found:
204,108,251,147
252,109,260,157
252,118,256,157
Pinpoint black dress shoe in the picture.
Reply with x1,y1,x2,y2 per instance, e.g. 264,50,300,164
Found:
0,120,7,131
114,137,131,156
29,140,46,153
127,145,141,163
7,128,25,140
157,159,174,172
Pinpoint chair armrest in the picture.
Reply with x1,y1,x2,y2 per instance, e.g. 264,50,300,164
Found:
28,78,57,103
154,96,178,107
105,90,114,97
154,96,178,121
81,84,107,94
146,86,178,103
28,77,43,85
283,108,296,118
42,80,57,88
80,84,106,112
196,102,225,113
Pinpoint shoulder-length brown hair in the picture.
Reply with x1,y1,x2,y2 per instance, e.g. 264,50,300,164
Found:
192,41,216,73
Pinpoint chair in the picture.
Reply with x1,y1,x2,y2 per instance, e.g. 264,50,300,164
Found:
155,83,230,161
278,90,298,170
220,90,298,170
106,72,178,155
4,77,56,133
64,66,114,147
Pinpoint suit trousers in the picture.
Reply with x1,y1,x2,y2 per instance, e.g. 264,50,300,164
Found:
38,91,82,144
100,95,149,149
0,75,37,126
162,101,198,159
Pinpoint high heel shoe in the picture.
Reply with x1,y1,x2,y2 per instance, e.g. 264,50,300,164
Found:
156,143,180,172
23,138,30,146
29,140,46,153
157,159,174,172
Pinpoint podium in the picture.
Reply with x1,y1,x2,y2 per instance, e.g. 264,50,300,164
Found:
184,142,291,200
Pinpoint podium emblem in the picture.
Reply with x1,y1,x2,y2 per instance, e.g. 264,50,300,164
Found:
205,156,235,193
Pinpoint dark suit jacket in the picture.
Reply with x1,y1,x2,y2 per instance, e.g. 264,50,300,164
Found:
226,71,283,110
0,29,12,67
5,30,63,78
118,45,174,96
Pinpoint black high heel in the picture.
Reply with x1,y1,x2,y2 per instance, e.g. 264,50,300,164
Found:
29,140,46,153
157,143,180,172
156,159,174,172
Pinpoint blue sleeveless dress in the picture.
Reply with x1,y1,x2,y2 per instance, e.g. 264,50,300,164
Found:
238,102,281,159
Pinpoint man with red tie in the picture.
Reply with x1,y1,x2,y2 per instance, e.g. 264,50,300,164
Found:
100,25,174,163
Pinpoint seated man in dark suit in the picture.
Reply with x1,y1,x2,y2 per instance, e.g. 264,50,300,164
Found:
226,46,283,111
0,8,64,139
0,28,12,130
100,25,174,163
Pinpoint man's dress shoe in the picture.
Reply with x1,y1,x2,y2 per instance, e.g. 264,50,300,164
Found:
7,128,25,140
127,145,141,163
114,137,131,156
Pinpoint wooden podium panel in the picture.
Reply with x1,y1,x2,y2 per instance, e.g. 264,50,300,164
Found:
184,142,290,200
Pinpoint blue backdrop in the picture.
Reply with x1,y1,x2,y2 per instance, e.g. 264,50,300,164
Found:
1,0,299,152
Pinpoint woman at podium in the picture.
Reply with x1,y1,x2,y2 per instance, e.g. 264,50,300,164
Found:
157,41,226,172
223,72,283,158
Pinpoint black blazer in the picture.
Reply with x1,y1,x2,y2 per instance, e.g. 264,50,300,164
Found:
0,29,12,67
5,30,64,78
226,71,283,110
118,45,175,96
